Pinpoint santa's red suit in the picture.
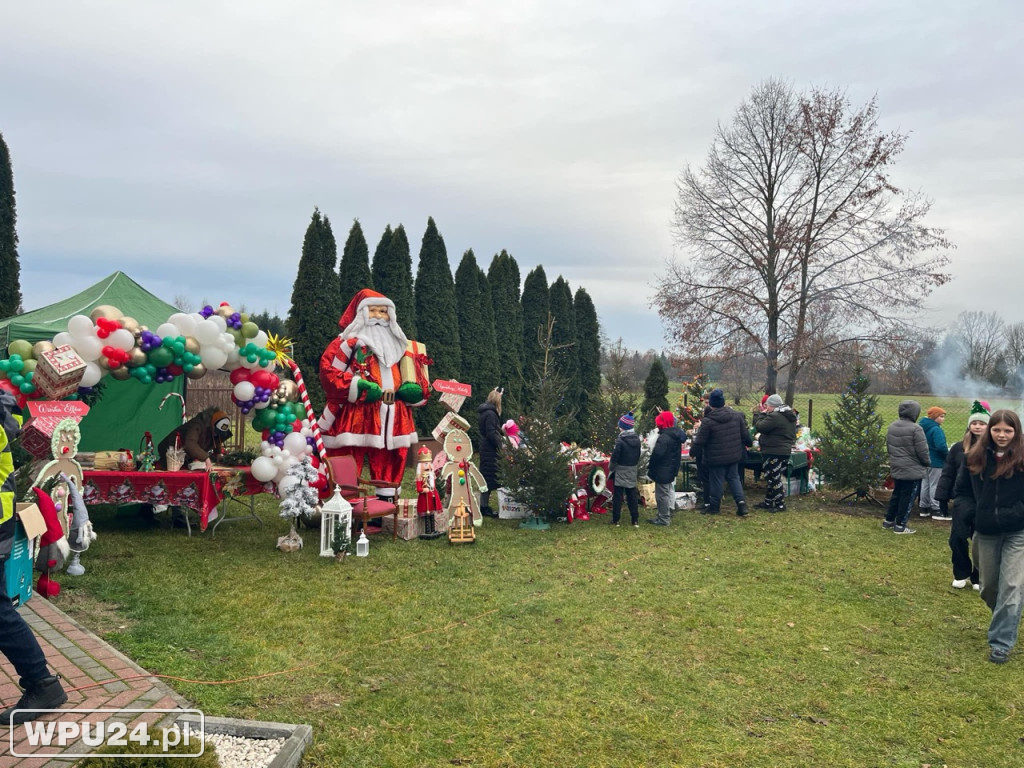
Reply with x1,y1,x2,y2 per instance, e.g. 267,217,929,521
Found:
318,289,430,496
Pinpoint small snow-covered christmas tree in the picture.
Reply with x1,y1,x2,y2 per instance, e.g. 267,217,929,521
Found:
277,456,320,551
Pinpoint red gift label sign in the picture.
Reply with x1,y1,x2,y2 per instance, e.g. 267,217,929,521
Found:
433,379,472,396
27,401,91,419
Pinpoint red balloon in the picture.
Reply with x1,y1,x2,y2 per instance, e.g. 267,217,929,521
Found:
249,369,276,389
229,367,251,385
167,364,184,376
0,378,27,408
291,419,303,432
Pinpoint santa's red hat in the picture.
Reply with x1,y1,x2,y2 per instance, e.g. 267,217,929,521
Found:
338,289,396,329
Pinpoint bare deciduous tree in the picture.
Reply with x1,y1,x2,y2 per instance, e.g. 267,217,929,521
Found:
653,79,952,403
955,310,1006,382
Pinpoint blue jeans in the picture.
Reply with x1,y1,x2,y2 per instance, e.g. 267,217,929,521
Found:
0,560,51,687
707,463,745,510
884,479,920,528
975,530,1024,654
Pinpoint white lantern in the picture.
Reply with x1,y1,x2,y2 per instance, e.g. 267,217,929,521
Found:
319,486,353,558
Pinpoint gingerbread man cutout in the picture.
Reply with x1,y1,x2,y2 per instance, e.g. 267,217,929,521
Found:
440,429,487,527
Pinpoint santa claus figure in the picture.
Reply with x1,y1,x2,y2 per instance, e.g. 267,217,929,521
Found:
318,289,431,497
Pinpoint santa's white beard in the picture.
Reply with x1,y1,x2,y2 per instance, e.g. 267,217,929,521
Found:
346,318,408,368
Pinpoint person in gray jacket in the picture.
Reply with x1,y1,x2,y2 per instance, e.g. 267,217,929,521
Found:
883,400,930,534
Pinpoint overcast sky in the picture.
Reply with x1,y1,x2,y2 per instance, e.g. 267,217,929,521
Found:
2,1,1021,352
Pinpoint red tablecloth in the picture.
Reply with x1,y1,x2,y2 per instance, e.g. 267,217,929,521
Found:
82,468,270,532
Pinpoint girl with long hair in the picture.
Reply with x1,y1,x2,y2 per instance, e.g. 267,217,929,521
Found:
954,409,1024,663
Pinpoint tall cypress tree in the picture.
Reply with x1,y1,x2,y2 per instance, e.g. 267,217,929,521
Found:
370,225,393,295
574,287,602,445
0,133,22,317
639,360,670,435
487,250,524,406
414,218,460,433
548,277,578,438
520,266,550,406
455,250,499,441
287,208,341,411
338,219,372,301
374,224,416,337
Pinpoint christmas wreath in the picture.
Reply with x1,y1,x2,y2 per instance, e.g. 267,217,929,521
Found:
588,466,607,495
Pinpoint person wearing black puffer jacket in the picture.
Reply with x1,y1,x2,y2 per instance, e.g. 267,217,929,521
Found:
647,411,684,526
609,412,642,527
752,393,797,511
954,409,1024,664
691,389,752,517
477,388,503,518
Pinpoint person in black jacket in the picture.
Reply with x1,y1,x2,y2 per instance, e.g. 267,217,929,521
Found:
691,389,752,517
954,409,1024,664
608,412,642,527
936,402,989,589
477,388,503,518
0,391,69,724
752,394,797,511
647,411,684,526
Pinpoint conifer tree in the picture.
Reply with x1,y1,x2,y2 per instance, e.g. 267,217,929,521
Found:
816,366,887,501
574,287,601,445
0,133,22,317
548,276,578,439
370,225,392,292
589,339,641,453
520,266,550,406
338,219,372,301
414,218,460,433
373,224,416,337
287,208,341,411
454,251,498,439
639,360,671,435
487,250,524,405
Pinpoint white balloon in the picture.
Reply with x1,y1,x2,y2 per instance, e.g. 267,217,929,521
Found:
200,347,228,370
73,336,103,362
194,319,220,345
109,328,136,352
225,348,241,368
250,456,278,482
68,315,94,338
210,315,227,333
272,454,284,467
277,475,300,496
79,361,103,387
156,323,180,340
254,399,270,410
170,313,197,336
252,331,268,348
233,381,256,401
52,332,74,348
283,431,308,456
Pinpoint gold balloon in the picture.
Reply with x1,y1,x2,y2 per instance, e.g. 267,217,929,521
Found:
186,363,207,380
184,336,201,355
276,380,299,402
110,366,132,381
216,304,235,319
90,305,123,322
32,341,56,357
97,355,111,370
120,317,141,336
128,348,148,367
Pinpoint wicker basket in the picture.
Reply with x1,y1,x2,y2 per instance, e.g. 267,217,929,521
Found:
165,446,186,472
872,487,894,504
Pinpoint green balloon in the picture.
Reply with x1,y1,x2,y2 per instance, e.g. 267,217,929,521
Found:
241,322,259,339
148,347,174,367
0,360,9,372
173,341,185,356
7,340,33,359
22,359,36,373
10,373,23,386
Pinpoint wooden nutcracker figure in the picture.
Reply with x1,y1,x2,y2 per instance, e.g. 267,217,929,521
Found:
440,429,487,527
416,445,444,539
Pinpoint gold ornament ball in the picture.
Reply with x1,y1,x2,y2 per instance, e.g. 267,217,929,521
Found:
110,366,132,381
184,336,201,355
276,380,299,402
32,341,56,357
186,363,208,380
128,348,148,367
90,305,123,322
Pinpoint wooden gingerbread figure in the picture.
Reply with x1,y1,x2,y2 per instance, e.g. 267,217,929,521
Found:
440,428,487,527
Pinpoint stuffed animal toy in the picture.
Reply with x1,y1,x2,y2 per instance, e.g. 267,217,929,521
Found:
33,486,69,599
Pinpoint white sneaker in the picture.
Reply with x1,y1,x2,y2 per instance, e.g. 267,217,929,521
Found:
973,583,981,591
952,578,970,589
932,513,952,521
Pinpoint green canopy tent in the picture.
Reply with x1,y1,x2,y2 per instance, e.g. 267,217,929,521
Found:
0,272,187,453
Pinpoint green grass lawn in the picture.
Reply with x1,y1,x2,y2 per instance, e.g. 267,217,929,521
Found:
59,486,1024,768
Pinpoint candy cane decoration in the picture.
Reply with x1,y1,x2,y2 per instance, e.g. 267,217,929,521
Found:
288,359,327,463
159,392,187,424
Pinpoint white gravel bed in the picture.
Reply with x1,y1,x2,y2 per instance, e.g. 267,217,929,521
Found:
205,732,285,768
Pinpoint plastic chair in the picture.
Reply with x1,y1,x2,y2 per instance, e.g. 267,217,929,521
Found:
325,455,399,540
